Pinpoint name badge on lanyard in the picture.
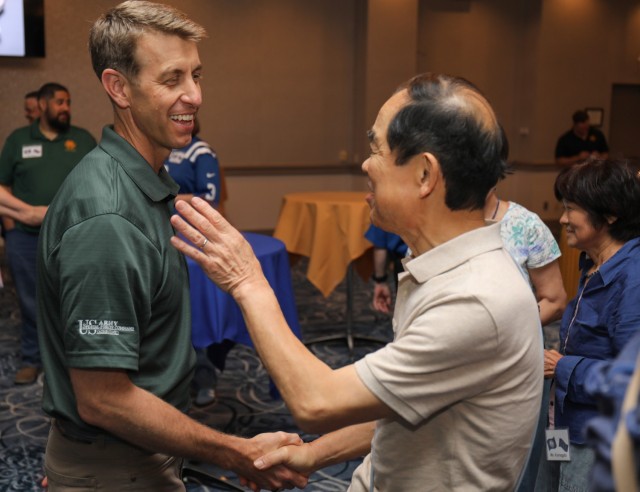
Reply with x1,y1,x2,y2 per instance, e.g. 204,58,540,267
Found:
545,428,571,461
22,145,43,159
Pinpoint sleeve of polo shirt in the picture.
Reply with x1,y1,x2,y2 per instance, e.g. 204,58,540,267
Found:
55,214,162,370
355,297,499,425
0,133,17,185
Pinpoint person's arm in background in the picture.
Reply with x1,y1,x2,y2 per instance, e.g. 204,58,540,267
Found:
520,207,566,374
0,186,47,226
555,152,590,167
365,224,400,314
371,247,392,314
529,260,567,326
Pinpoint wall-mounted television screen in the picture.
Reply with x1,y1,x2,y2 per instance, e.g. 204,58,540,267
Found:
0,0,45,57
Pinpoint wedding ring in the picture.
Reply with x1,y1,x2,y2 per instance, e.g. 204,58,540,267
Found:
199,238,208,249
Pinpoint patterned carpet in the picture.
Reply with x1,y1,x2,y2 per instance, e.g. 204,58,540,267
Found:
0,256,393,491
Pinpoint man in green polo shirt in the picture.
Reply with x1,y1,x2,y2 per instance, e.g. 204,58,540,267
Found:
36,2,305,490
0,82,96,385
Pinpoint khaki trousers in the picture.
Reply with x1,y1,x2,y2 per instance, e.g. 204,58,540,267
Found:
45,422,185,491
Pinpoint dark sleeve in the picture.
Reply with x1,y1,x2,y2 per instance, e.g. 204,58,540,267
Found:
0,133,18,185
57,214,161,370
554,134,568,158
594,130,609,153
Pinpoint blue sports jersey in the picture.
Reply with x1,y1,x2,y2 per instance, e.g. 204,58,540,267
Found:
164,136,221,206
365,224,408,256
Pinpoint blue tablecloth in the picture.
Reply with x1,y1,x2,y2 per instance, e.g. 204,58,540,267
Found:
187,232,301,349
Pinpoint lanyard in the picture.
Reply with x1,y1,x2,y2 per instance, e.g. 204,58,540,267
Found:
369,429,377,492
562,274,595,353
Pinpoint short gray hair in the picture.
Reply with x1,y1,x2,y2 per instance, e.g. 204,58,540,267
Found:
89,0,206,81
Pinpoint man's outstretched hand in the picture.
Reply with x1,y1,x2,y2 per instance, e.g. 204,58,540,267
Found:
254,440,318,477
234,432,309,491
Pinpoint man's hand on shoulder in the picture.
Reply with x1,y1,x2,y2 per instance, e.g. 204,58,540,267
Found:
170,197,266,298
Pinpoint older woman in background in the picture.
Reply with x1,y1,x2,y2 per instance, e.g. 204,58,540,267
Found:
536,158,640,491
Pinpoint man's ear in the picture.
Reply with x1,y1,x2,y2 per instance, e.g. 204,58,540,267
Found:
101,69,131,109
418,152,440,198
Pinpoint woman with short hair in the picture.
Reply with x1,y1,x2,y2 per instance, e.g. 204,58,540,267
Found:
537,158,640,491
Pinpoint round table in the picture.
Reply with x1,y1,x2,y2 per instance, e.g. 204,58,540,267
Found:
273,191,373,297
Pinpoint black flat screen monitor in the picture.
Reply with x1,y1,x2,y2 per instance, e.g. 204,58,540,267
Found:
0,0,45,57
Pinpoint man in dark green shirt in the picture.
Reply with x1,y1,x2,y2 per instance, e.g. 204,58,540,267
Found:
37,2,305,490
0,82,96,385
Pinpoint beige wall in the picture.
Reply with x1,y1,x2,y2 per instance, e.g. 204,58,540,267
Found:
2,0,640,229
418,0,640,220
226,173,368,230
0,0,359,167
418,0,640,163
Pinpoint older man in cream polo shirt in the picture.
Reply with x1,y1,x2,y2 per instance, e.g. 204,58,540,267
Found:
172,72,543,491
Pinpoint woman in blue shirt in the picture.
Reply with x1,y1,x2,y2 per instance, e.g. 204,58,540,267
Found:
538,158,640,491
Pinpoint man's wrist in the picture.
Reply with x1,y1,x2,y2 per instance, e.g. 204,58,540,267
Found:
371,272,388,284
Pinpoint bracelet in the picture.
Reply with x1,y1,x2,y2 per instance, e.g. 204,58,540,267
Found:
371,273,388,284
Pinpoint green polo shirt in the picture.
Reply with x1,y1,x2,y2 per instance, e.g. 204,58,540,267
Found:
37,125,195,436
0,120,96,232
